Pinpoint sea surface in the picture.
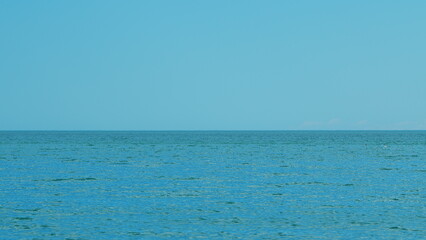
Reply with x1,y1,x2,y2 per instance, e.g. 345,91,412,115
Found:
0,131,425,239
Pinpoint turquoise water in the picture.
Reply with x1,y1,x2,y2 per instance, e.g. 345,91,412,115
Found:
1,131,425,239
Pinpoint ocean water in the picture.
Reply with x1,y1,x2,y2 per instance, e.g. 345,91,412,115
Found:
0,131,425,240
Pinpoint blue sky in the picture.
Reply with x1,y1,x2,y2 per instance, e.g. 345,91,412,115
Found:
1,1,425,130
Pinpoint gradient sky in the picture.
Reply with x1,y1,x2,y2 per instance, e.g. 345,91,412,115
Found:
1,1,425,130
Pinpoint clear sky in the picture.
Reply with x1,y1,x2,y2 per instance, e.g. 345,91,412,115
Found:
1,1,425,130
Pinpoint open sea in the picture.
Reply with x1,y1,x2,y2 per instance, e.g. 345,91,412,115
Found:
0,131,425,239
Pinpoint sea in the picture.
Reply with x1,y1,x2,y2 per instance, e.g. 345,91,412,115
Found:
0,131,425,239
